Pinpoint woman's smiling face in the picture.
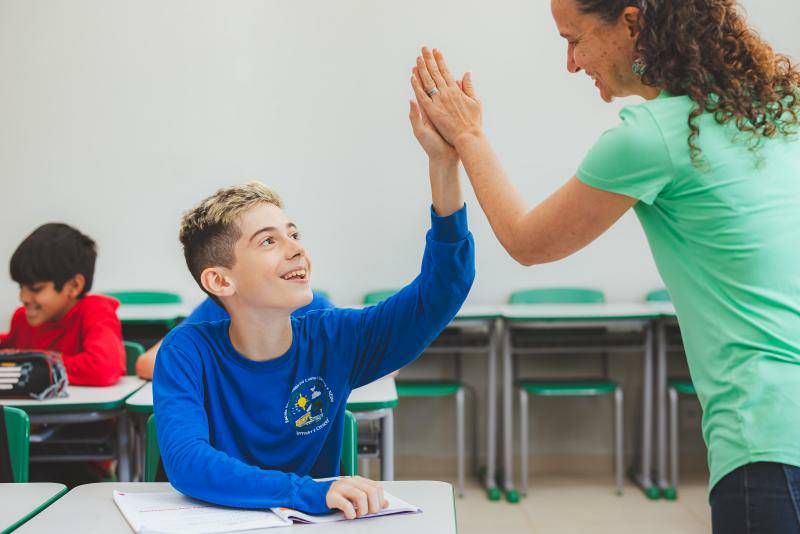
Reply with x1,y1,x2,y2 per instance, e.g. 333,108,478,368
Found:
551,0,643,102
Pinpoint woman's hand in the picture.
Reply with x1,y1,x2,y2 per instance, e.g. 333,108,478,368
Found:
409,96,457,164
410,47,482,148
325,476,389,519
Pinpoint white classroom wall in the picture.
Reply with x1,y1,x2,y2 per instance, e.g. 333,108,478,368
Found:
1,1,798,461
1,0,798,317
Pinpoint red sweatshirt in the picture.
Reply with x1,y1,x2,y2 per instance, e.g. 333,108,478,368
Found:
0,294,125,387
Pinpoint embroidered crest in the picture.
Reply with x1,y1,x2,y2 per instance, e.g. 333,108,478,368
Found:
284,376,334,436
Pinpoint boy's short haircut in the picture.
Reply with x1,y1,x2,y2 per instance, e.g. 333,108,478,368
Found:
179,181,284,306
10,223,97,297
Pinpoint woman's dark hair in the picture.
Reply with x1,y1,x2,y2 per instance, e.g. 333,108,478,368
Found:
10,223,97,298
576,0,800,163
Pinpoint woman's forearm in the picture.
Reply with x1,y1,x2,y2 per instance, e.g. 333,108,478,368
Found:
429,156,463,217
454,132,530,261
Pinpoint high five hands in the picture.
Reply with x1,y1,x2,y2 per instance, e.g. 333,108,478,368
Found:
409,47,483,151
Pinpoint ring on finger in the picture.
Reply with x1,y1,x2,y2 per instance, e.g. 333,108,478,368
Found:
426,87,439,97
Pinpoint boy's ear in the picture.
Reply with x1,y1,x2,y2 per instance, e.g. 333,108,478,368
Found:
64,274,86,299
200,267,236,299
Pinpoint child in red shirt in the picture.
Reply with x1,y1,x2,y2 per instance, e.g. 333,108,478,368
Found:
0,223,124,386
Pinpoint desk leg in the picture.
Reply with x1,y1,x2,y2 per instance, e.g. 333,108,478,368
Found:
484,318,501,501
501,322,519,503
655,321,675,499
634,324,658,499
380,410,394,481
117,412,131,482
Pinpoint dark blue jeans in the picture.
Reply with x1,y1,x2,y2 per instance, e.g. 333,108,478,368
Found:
711,462,800,534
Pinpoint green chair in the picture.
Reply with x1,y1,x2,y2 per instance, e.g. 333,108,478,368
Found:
1,406,30,482
363,289,477,497
646,288,671,302
509,287,605,305
105,291,183,305
145,411,358,482
124,341,146,376
510,287,624,496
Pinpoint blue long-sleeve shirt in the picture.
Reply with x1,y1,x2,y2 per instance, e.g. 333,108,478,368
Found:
153,204,474,513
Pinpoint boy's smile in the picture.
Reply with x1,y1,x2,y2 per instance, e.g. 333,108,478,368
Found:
19,280,79,327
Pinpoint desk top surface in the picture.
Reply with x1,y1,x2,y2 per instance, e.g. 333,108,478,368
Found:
0,483,67,532
15,480,456,534
0,376,145,412
116,303,192,323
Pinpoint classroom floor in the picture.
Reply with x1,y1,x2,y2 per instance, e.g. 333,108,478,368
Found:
453,474,711,534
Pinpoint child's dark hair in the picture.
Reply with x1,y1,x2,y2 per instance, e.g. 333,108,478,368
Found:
10,223,97,298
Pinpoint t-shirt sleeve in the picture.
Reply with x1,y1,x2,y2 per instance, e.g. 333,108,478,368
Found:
576,105,674,205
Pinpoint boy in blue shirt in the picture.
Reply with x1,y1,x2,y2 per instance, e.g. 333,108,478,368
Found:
154,102,473,518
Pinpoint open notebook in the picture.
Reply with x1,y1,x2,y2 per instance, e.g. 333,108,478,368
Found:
113,489,422,533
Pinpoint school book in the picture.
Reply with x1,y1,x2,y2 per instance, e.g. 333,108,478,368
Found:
112,489,421,533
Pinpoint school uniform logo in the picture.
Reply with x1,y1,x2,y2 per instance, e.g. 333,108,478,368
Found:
284,377,334,436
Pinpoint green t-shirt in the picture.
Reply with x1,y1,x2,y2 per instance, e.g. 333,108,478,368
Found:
577,92,800,491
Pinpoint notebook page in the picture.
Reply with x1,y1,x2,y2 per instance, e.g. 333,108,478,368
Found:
113,491,291,533
270,491,422,524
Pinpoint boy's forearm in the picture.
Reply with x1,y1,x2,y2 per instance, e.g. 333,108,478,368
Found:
429,156,463,217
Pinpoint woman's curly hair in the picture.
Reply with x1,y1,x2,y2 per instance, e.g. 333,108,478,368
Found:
576,0,800,163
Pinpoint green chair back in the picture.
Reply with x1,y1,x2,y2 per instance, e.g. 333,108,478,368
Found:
341,410,358,476
509,287,606,305
145,410,358,482
2,406,30,482
646,288,671,302
124,341,145,376
106,291,182,305
363,289,398,305
145,414,161,482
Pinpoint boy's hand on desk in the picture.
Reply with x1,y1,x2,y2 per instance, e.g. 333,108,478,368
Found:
326,476,389,519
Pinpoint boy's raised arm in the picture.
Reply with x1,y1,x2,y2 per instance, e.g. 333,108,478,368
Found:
335,105,473,387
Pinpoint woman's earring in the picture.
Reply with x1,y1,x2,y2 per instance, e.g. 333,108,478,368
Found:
632,57,647,77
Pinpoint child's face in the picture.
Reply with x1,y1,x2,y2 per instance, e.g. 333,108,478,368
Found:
227,203,314,313
18,279,81,327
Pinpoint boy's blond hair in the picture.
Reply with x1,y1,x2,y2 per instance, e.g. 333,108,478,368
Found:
179,181,283,304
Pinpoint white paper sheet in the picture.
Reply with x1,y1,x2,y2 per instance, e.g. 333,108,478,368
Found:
113,491,290,533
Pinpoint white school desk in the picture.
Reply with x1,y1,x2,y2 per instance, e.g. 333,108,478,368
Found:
115,303,192,325
125,378,399,482
499,303,661,500
15,481,457,533
647,301,682,498
420,305,504,500
0,376,146,482
0,483,66,533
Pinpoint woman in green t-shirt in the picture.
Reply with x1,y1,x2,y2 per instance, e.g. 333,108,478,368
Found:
408,1,800,532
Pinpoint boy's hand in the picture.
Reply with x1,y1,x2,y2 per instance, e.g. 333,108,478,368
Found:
409,84,458,164
325,476,389,519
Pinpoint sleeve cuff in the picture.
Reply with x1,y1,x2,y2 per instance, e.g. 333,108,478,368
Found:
291,477,334,514
430,203,468,243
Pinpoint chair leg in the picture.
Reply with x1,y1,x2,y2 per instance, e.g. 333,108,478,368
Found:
614,387,624,495
456,387,466,497
519,387,529,497
669,387,679,494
